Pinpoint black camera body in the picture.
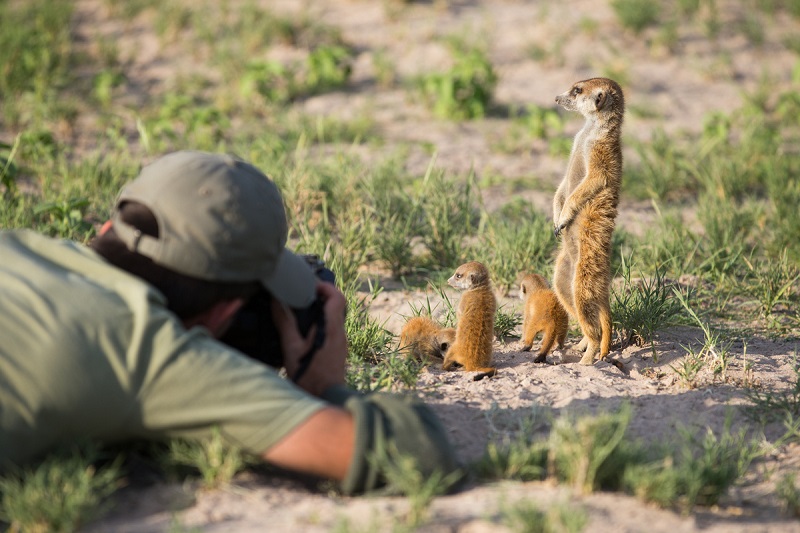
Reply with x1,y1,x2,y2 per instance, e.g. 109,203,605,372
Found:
220,255,335,375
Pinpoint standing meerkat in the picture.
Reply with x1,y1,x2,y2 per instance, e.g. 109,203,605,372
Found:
442,261,497,380
551,77,624,366
399,316,456,363
519,273,569,363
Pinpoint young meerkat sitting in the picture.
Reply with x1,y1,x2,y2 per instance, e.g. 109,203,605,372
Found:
399,316,456,363
519,273,569,364
442,261,497,381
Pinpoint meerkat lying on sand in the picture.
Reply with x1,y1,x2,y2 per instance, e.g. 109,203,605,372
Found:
442,261,497,381
399,316,456,363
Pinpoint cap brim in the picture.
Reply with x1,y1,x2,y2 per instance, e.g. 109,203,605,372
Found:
262,249,317,308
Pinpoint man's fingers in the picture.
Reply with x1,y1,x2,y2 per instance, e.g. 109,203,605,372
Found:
271,299,295,329
271,299,314,354
317,281,346,314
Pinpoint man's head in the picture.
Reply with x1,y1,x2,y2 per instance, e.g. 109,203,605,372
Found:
92,151,316,319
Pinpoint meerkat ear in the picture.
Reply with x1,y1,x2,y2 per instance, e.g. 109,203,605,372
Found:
595,91,608,110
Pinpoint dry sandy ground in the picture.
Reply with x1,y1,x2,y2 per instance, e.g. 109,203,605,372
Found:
76,0,800,531
88,321,800,533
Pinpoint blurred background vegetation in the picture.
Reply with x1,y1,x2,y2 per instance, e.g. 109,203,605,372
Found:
1,0,797,333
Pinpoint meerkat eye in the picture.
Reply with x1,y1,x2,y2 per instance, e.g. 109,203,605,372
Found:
572,87,582,96
455,273,462,279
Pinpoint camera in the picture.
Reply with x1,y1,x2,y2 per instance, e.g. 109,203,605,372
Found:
220,255,335,378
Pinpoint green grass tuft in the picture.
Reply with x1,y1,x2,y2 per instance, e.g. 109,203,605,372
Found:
0,444,123,533
624,421,762,512
499,498,588,533
611,0,661,34
611,257,685,349
415,40,497,120
162,428,250,489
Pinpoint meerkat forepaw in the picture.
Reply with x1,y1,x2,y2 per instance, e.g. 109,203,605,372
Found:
579,353,596,365
533,353,547,364
521,343,532,352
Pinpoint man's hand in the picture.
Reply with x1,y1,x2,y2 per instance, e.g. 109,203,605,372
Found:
272,281,348,397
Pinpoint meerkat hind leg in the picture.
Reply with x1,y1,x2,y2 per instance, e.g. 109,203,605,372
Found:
553,251,577,318
535,330,557,364
473,367,497,381
521,328,540,352
575,336,589,352
575,290,606,363
520,334,534,352
579,342,599,365
556,329,567,350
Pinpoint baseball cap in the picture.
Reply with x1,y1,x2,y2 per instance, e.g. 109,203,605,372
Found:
111,150,317,308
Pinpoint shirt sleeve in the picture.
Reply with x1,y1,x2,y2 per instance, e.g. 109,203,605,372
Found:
321,385,462,495
130,317,326,455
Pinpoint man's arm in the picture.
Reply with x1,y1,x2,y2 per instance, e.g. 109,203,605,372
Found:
264,280,354,481
261,406,354,481
270,280,460,494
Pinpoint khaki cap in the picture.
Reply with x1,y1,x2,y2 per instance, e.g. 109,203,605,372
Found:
111,151,316,308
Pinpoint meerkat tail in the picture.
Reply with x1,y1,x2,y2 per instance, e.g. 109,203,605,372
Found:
599,305,612,360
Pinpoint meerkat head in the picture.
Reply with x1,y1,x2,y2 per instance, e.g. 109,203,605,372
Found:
555,77,624,119
519,273,550,300
437,328,456,354
448,261,490,290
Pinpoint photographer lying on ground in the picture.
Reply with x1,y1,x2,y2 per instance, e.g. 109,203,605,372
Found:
0,150,458,494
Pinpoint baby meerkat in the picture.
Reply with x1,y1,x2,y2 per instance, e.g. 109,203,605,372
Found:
399,316,456,363
442,261,497,381
519,273,569,363
552,77,624,366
